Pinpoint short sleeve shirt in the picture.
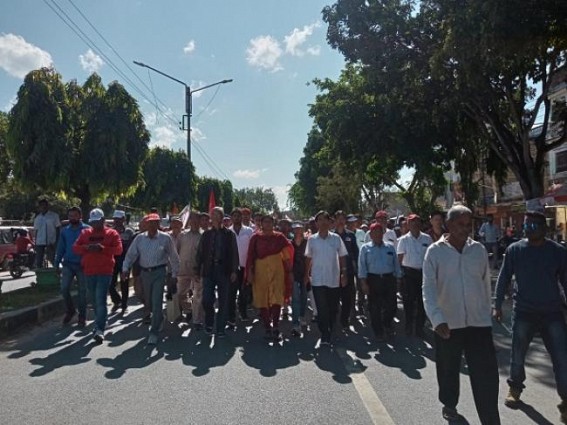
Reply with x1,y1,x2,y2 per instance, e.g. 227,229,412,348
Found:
397,232,433,269
305,232,348,288
33,211,61,245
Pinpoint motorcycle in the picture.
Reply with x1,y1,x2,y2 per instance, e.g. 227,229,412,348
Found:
8,251,36,279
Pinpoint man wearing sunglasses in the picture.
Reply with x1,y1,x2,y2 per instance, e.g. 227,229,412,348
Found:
494,211,567,424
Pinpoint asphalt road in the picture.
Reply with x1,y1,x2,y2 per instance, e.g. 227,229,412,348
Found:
0,270,36,293
0,298,563,425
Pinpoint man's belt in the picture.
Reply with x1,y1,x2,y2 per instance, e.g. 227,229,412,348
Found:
140,264,167,273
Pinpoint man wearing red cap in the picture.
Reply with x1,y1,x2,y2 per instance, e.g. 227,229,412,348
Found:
397,214,432,337
365,210,398,248
358,222,402,341
122,213,180,345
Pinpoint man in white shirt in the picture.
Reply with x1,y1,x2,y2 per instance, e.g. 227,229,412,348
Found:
397,214,432,337
304,210,348,346
33,199,61,267
228,208,254,325
479,215,501,269
422,205,500,424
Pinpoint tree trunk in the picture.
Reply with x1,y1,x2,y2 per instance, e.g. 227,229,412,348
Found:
76,184,92,217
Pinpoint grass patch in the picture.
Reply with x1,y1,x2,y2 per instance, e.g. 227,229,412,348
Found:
0,285,61,313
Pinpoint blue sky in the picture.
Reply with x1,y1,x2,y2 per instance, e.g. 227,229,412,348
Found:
0,0,346,208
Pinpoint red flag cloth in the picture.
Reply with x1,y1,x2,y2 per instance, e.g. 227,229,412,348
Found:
208,189,216,213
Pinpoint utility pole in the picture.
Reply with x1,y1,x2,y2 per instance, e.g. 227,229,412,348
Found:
133,61,232,163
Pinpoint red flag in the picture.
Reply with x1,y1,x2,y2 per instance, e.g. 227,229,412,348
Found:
208,189,216,213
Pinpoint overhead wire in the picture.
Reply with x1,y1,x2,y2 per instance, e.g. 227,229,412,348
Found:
45,0,231,179
43,0,179,128
65,0,178,122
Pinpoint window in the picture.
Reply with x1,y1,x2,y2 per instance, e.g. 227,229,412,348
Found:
556,150,567,174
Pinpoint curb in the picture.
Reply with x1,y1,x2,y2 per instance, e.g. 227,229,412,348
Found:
0,294,75,340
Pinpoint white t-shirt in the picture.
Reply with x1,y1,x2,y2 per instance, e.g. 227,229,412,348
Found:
305,231,348,288
397,232,433,269
230,225,253,268
33,210,61,245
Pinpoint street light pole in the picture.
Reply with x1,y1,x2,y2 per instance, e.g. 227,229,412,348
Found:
133,60,232,163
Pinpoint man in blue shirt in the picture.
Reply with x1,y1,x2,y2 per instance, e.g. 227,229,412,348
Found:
494,211,567,424
54,206,90,327
359,222,402,341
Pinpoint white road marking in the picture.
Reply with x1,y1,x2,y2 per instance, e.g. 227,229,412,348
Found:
335,346,396,425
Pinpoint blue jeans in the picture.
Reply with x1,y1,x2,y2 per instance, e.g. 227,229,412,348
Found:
60,263,86,319
85,275,111,332
202,266,230,333
291,281,307,326
509,310,567,399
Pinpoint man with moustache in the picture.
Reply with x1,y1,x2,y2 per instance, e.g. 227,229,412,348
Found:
54,206,90,327
423,205,500,424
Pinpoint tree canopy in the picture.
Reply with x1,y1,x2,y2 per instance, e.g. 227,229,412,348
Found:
6,67,150,211
233,187,279,214
322,0,567,200
129,147,195,215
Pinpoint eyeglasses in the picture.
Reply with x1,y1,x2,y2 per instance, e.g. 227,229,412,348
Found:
522,222,540,230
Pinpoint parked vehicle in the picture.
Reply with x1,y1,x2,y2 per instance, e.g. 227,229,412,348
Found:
0,226,35,271
8,252,36,279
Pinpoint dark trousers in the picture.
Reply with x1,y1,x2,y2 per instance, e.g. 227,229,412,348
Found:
227,268,249,322
312,285,340,342
355,276,366,312
367,274,397,336
202,266,230,333
35,244,55,268
109,258,128,308
402,267,426,331
435,327,500,425
339,275,355,325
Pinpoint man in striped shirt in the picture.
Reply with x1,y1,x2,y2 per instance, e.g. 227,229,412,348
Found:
122,213,180,345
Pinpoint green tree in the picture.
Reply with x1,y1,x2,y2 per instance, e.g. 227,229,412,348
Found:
195,177,224,212
288,127,331,215
6,68,150,211
0,111,11,184
323,0,567,200
130,147,195,215
304,64,448,215
233,187,279,214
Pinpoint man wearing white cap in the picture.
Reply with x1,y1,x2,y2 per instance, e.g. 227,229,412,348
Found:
73,208,123,343
109,210,135,313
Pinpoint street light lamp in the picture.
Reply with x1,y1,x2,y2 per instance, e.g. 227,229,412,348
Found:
133,60,232,163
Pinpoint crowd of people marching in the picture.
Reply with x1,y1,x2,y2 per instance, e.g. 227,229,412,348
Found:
29,199,567,425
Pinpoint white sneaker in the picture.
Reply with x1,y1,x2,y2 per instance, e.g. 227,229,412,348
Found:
93,330,104,343
148,334,158,345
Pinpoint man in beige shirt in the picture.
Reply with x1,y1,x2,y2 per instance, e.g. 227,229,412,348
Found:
176,212,203,327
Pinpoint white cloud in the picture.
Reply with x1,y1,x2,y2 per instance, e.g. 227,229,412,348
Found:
0,33,53,79
270,185,290,209
150,125,178,149
246,35,283,72
183,40,196,54
190,80,206,98
2,94,17,112
233,168,268,179
191,127,206,142
284,22,321,57
79,49,104,73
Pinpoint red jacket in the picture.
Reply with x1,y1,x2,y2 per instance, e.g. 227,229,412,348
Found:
73,226,123,276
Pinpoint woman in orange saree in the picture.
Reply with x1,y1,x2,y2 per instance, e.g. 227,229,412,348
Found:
246,215,293,341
